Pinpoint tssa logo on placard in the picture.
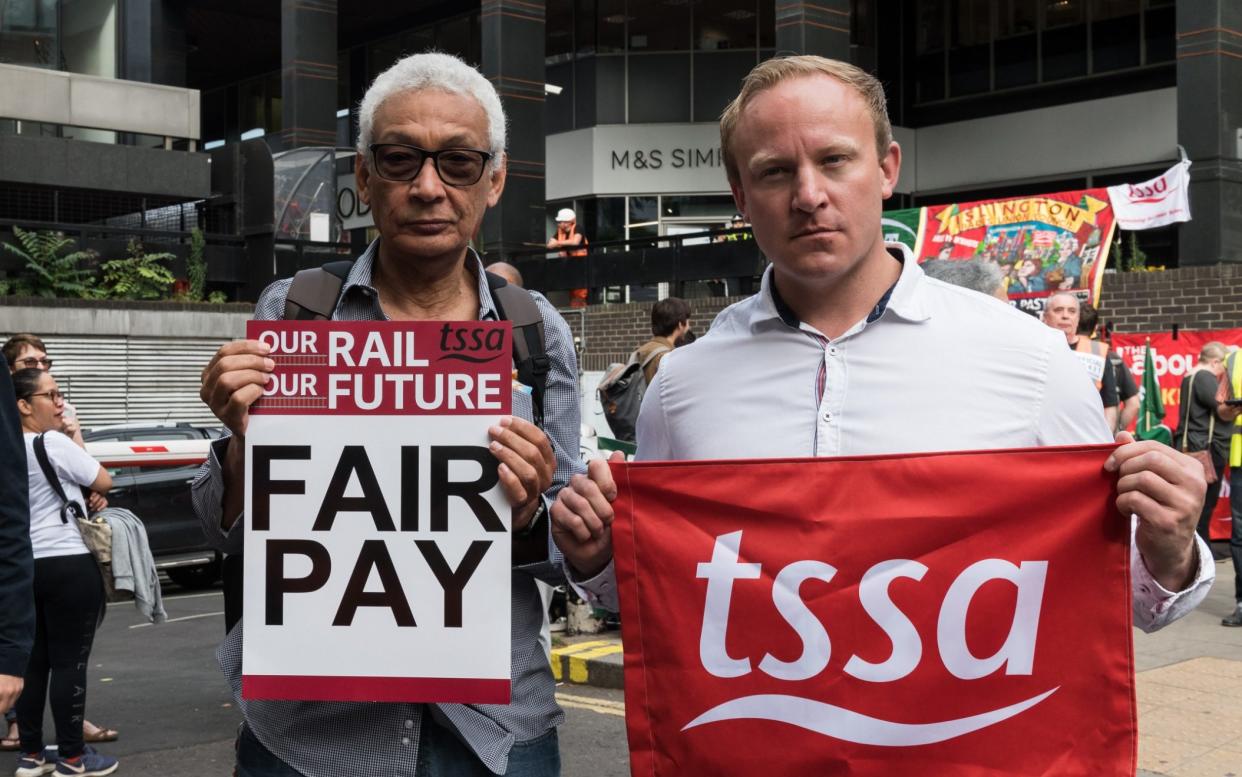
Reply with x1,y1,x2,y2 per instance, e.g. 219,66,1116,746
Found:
685,531,1057,746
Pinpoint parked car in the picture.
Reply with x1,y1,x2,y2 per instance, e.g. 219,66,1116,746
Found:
83,423,221,589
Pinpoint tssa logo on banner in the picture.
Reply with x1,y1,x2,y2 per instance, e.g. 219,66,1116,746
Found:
611,447,1135,776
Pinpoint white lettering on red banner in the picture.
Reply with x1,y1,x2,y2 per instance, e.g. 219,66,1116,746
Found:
242,320,513,704
612,447,1133,775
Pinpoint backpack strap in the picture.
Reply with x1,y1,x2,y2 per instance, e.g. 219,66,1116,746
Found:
638,345,671,370
486,271,550,427
283,260,355,320
32,433,84,524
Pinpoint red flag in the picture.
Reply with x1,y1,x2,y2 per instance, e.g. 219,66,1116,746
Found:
612,446,1134,776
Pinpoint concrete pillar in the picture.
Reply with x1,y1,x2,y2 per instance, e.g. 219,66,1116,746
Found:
277,0,338,149
774,0,851,61
1177,1,1242,265
480,0,546,257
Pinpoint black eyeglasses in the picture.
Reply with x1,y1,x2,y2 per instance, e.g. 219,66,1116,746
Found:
369,143,493,187
25,389,64,404
15,356,53,369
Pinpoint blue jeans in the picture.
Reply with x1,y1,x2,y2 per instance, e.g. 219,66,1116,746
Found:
235,720,560,777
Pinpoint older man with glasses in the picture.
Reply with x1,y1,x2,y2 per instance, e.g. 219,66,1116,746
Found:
194,52,581,777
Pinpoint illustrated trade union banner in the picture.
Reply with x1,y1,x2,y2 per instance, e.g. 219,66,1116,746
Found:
1113,329,1242,540
241,320,513,703
611,447,1134,776
908,188,1117,316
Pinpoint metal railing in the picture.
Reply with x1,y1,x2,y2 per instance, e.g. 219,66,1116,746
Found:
496,226,768,298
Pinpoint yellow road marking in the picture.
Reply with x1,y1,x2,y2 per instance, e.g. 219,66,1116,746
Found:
567,644,623,683
556,694,626,717
557,692,625,710
550,640,614,656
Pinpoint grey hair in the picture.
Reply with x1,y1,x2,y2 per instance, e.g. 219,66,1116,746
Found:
356,52,507,170
1200,341,1227,363
920,259,1004,297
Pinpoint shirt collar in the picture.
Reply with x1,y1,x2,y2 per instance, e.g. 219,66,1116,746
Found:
341,239,499,320
754,242,930,331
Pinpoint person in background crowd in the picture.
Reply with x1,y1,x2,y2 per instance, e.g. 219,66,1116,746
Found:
552,54,1212,639
0,369,34,757
1176,342,1236,563
548,208,588,308
1,336,116,749
486,261,524,288
635,298,691,386
1220,346,1242,626
717,213,751,243
1042,292,1121,430
1078,303,1140,433
12,369,117,777
2,336,82,448
919,258,1008,301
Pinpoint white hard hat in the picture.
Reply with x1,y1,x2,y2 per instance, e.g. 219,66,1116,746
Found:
555,208,576,222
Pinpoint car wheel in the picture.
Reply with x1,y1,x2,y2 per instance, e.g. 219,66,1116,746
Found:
167,561,221,589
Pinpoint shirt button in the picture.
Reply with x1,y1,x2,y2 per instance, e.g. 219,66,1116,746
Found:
822,411,831,422
405,720,414,729
828,347,838,356
402,737,411,746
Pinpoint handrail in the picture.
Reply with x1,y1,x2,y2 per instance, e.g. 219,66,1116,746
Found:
499,225,754,260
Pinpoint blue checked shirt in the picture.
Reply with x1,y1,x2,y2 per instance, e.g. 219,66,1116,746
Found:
190,241,585,776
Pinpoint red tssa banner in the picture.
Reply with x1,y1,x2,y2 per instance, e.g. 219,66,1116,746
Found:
611,446,1134,777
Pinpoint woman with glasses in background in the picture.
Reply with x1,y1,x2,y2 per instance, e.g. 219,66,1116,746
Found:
11,368,119,777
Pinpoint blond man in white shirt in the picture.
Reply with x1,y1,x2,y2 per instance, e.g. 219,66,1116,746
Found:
551,55,1212,633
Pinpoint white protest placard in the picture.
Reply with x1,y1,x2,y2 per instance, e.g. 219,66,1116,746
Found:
242,320,513,704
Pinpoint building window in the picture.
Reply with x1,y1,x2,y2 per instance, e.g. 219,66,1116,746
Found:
548,1,767,130
628,53,690,123
913,0,1169,106
0,0,58,68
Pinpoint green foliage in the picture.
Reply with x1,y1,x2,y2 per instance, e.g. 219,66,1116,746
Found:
206,290,228,304
187,228,207,301
1127,231,1148,271
1110,230,1155,272
101,239,177,300
1,227,97,298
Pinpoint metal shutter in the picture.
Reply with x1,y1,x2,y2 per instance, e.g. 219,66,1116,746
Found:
43,336,226,430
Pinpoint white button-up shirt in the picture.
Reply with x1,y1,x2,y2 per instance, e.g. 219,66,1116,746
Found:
575,244,1213,632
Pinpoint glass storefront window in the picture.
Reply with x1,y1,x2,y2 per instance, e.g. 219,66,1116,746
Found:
61,0,116,78
0,0,57,68
693,50,756,122
628,53,690,123
1044,0,1085,27
694,0,757,51
547,0,573,60
436,15,472,64
661,195,736,219
628,196,658,225
586,0,626,55
627,0,690,51
1091,0,1140,72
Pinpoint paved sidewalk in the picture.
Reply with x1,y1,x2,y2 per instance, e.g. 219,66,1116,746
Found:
555,558,1242,776
1134,557,1242,777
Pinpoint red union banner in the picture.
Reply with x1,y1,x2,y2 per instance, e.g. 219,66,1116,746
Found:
612,447,1134,776
913,188,1116,316
1112,329,1242,540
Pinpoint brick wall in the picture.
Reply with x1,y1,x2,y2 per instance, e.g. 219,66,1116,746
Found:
573,264,1242,370
578,295,743,370
1099,264,1242,334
